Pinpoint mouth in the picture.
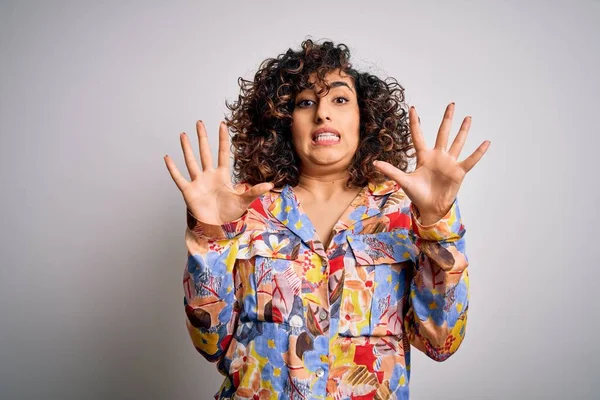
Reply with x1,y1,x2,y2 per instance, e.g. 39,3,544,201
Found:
311,127,341,144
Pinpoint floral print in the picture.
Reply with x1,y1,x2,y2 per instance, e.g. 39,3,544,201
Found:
183,179,469,399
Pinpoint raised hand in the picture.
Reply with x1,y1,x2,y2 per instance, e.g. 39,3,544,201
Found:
164,121,273,225
374,103,490,225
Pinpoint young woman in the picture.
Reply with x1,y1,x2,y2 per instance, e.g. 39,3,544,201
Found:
164,39,490,400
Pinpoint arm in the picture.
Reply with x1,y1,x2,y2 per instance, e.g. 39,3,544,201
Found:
183,209,248,364
164,120,273,371
404,198,469,362
372,103,489,361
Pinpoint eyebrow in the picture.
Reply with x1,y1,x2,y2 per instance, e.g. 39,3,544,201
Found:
306,80,355,93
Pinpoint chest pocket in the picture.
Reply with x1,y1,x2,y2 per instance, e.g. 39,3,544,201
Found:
237,231,304,324
338,229,417,337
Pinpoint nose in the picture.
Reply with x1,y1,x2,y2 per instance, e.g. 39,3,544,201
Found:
314,100,332,123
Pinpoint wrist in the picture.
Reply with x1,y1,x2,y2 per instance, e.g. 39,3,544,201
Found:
412,203,453,226
187,208,249,239
418,213,446,226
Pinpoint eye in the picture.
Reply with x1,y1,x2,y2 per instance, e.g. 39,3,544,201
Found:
334,96,349,104
295,99,315,108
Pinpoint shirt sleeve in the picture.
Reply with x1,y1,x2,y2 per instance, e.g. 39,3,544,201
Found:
182,208,248,366
403,198,470,362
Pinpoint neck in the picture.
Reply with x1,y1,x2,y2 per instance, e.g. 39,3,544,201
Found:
295,172,356,201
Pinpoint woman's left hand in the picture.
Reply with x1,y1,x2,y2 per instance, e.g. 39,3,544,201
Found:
374,103,491,225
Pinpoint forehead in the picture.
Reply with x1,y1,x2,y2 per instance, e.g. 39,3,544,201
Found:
303,69,355,91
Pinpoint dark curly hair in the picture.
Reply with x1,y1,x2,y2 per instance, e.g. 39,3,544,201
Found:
225,39,415,188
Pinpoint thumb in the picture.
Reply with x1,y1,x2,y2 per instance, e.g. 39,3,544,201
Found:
241,182,274,203
373,160,409,187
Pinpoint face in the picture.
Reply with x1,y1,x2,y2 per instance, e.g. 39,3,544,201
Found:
290,69,360,175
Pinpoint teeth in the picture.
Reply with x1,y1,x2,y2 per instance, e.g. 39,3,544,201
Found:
314,133,340,142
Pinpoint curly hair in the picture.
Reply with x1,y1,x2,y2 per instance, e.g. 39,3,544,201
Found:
225,39,415,188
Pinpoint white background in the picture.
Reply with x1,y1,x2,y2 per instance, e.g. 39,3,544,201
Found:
1,0,598,399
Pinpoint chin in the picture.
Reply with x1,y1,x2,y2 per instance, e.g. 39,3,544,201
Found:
300,146,356,169
311,156,344,165
311,158,353,171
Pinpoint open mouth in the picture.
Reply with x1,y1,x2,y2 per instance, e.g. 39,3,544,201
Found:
312,132,341,143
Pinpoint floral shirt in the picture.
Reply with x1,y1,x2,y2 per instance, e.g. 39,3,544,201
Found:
183,179,469,400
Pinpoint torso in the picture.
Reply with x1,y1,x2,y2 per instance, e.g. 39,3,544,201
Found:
293,186,363,248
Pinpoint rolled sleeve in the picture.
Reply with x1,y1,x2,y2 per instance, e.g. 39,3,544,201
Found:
409,198,465,243
187,208,249,240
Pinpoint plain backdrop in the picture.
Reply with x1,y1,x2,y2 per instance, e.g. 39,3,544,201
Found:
1,0,599,399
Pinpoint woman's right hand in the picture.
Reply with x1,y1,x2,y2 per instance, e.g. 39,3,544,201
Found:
164,120,273,225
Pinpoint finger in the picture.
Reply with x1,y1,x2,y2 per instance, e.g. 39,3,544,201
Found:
459,141,491,173
434,102,454,151
233,182,249,195
217,121,231,169
163,155,190,192
448,116,472,159
196,120,214,171
373,160,409,187
241,182,275,203
409,106,427,152
180,133,201,180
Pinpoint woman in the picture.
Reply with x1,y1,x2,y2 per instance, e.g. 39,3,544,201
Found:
164,39,490,400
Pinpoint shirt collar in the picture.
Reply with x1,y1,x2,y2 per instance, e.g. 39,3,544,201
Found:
367,179,400,196
268,179,399,195
264,179,399,252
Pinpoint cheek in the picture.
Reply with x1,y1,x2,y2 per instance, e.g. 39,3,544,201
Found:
290,129,307,153
349,133,360,151
290,128,304,148
291,114,311,140
290,119,301,143
346,106,360,141
349,118,361,146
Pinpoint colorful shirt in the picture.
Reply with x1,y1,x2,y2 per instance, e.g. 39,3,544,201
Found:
183,179,469,400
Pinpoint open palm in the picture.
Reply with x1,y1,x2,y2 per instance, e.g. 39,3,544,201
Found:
374,103,490,225
164,121,273,225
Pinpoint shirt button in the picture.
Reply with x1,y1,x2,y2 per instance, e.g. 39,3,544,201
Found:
319,310,328,321
315,368,325,378
290,315,303,328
